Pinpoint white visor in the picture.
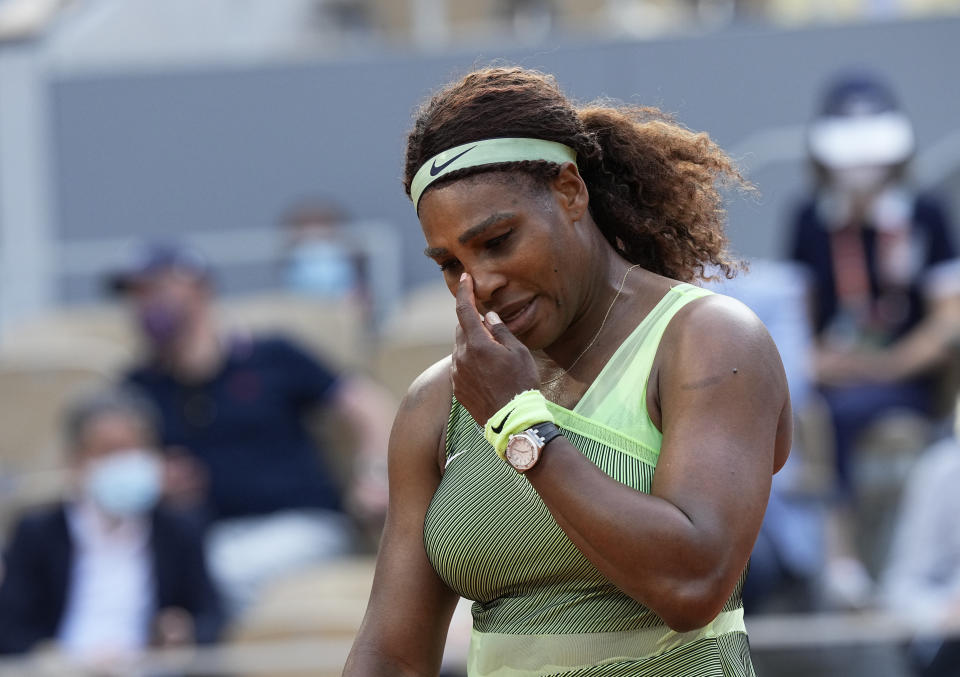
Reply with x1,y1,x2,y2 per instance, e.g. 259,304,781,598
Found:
808,111,914,169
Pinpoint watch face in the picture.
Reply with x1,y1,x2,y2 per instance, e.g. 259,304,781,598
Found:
506,435,539,472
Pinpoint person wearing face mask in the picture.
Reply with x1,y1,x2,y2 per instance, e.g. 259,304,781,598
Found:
788,72,957,608
0,388,224,666
107,242,393,613
279,200,365,302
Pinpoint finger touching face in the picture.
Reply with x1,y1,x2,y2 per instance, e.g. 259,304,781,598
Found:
456,272,495,331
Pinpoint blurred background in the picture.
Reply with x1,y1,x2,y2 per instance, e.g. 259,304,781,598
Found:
1,1,959,676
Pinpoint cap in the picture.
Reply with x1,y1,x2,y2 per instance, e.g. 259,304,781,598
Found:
818,73,900,117
107,241,211,294
807,72,914,169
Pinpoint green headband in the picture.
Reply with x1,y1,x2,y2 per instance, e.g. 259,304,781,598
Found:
410,137,577,211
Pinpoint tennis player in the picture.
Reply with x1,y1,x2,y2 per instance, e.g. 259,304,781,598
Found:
343,66,791,677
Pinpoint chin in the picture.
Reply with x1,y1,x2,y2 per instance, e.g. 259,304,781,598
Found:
515,324,555,352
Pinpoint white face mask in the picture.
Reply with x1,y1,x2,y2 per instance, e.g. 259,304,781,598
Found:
86,450,162,518
829,165,890,197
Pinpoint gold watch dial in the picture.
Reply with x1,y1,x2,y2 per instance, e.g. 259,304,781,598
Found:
506,435,539,472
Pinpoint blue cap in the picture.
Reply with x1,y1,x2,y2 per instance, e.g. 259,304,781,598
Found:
819,72,901,117
107,241,211,294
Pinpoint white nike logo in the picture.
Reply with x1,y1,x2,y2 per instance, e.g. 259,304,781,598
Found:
445,450,469,469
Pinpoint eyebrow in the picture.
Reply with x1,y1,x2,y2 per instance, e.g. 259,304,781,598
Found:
423,212,516,259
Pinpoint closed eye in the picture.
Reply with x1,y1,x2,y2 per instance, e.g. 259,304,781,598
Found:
485,229,513,250
439,258,462,273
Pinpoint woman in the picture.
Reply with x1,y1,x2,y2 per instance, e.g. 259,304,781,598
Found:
344,67,791,677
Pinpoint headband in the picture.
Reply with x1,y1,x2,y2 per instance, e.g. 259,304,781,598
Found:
410,137,577,211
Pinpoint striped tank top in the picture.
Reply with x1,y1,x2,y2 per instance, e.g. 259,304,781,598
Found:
423,284,755,676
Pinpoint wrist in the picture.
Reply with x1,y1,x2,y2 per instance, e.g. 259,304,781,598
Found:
505,422,563,473
484,390,555,459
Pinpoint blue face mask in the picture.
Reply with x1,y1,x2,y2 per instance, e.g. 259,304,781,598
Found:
86,450,162,518
284,241,359,297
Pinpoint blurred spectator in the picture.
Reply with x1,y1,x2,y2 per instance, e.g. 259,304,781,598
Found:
879,278,960,676
883,437,960,677
0,387,223,670
788,72,957,607
280,199,368,303
108,242,393,612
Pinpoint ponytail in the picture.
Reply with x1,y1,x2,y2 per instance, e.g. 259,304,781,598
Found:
577,105,746,281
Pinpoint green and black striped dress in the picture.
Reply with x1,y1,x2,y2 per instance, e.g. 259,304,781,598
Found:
423,284,755,677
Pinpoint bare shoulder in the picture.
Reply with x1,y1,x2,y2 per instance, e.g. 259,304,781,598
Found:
391,356,454,470
656,291,789,408
667,292,783,369
651,289,791,476
400,355,453,419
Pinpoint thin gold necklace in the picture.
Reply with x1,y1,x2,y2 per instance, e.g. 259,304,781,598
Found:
541,263,641,386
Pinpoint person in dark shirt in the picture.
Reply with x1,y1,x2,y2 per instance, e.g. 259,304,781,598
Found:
788,72,958,608
0,387,224,669
126,334,345,520
109,242,394,611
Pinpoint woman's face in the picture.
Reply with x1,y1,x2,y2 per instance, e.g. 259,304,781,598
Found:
418,171,588,350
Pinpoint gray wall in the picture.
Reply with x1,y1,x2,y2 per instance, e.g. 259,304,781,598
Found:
49,16,960,304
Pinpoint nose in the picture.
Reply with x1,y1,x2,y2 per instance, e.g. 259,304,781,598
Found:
469,263,507,311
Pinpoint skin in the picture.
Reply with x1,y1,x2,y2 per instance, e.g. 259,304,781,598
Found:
343,164,792,676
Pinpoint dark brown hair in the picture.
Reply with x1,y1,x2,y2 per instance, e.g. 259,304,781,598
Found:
403,67,747,282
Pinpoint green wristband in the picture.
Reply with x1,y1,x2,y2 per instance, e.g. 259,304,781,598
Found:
484,390,555,460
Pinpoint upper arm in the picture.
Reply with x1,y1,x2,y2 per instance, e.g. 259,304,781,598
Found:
344,359,459,676
652,296,791,580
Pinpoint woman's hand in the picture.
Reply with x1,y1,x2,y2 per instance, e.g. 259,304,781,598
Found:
452,273,539,425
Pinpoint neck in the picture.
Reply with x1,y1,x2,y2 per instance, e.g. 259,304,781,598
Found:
156,312,224,381
73,496,143,534
541,248,638,378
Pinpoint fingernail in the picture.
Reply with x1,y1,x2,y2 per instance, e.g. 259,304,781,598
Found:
460,272,468,283
485,311,502,325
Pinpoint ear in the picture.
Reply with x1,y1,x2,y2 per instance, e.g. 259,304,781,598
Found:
550,162,589,223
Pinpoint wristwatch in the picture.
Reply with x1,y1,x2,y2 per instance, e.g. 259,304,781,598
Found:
504,422,563,473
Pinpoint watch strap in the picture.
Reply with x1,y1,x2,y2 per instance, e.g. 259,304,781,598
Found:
529,422,562,447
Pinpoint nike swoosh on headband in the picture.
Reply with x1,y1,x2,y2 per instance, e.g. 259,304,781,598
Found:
490,409,515,435
430,145,477,177
410,138,577,211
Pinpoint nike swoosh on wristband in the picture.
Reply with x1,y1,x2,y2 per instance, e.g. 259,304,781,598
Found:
490,409,514,435
430,145,478,176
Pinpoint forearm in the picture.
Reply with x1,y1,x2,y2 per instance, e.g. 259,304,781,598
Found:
526,440,752,630
343,642,438,677
885,323,955,381
336,378,395,460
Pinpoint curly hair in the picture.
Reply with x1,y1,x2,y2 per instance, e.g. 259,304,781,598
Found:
403,67,748,282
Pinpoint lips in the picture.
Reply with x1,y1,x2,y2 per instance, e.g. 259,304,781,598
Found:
496,297,537,335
